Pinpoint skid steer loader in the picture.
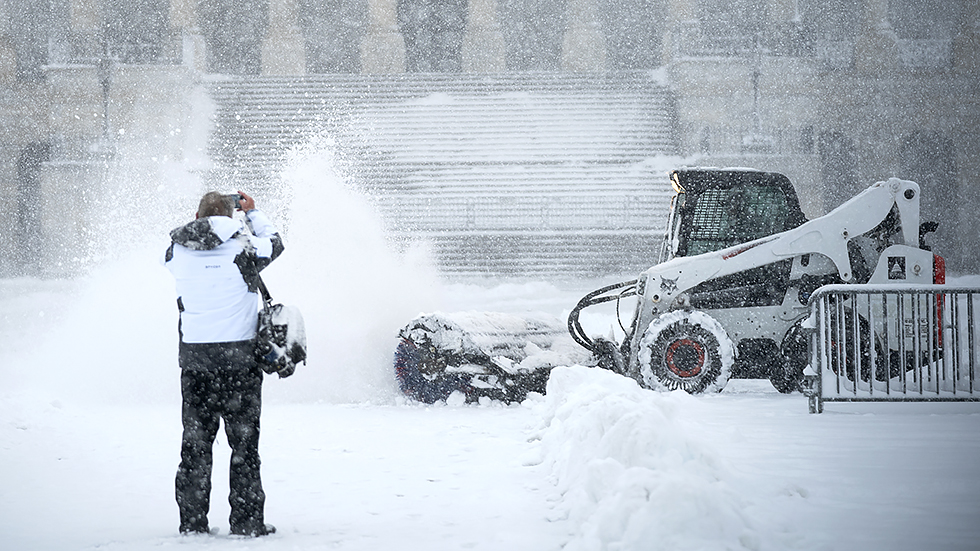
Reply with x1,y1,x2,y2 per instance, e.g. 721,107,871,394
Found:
395,168,943,402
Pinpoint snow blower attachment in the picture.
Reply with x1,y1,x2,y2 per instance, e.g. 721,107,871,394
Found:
395,311,590,403
394,168,944,401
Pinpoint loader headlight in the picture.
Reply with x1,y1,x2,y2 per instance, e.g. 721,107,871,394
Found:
798,288,810,305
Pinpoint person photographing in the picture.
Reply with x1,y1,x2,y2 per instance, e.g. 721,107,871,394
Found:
163,190,284,537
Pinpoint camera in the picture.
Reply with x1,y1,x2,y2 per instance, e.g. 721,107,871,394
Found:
225,194,243,210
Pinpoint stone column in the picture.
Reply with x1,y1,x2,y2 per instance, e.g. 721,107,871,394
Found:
48,0,104,139
953,0,980,75
360,0,406,73
661,0,697,65
38,159,110,277
262,0,306,75
854,0,898,74
461,0,506,73
170,0,206,72
767,0,800,55
170,0,205,71
69,0,102,62
561,0,606,72
40,0,105,277
0,0,15,83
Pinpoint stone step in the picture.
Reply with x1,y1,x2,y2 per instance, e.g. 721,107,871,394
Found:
205,71,671,91
204,72,678,278
413,231,664,278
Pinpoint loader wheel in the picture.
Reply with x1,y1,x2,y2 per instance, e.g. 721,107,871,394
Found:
770,322,808,394
827,309,886,382
638,311,735,394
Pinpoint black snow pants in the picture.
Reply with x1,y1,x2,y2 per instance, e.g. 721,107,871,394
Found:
175,340,265,534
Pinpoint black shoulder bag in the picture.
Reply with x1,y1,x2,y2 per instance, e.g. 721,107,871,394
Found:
255,276,307,378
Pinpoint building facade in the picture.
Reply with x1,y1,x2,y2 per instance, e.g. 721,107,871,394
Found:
0,0,977,276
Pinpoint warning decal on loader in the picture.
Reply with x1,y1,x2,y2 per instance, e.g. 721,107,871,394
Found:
888,257,906,280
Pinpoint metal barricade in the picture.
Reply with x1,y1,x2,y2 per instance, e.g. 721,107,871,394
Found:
805,284,980,413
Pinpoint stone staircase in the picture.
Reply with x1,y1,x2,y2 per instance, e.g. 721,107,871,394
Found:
205,72,679,279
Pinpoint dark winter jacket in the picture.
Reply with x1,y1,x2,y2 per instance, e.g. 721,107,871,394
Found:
164,210,284,344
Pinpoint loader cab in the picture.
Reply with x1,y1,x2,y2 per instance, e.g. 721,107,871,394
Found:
657,169,809,310
660,169,808,263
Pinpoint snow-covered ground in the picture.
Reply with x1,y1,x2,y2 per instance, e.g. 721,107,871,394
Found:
3,276,979,551
3,147,979,550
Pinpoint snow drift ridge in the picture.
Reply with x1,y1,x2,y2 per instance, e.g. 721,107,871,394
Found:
532,366,761,551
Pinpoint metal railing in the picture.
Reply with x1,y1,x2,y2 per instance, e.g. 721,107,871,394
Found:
806,284,980,413
673,29,953,72
47,38,177,66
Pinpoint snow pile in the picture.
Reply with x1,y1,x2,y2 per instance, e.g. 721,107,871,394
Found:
532,366,760,551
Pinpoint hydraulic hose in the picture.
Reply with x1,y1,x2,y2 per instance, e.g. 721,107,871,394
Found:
566,280,638,352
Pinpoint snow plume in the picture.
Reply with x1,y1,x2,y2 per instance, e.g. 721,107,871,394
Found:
0,88,211,406
2,129,443,407
532,366,761,551
260,134,443,403
80,85,213,270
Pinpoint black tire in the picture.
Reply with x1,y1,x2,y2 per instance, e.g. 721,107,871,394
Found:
769,323,808,393
638,311,734,394
827,309,886,382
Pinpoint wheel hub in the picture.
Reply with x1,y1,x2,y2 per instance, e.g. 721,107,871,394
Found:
665,338,705,378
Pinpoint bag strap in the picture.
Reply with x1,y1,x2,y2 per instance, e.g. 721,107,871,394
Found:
256,274,274,307
237,226,275,309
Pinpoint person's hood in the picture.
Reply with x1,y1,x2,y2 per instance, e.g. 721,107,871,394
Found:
169,216,242,251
